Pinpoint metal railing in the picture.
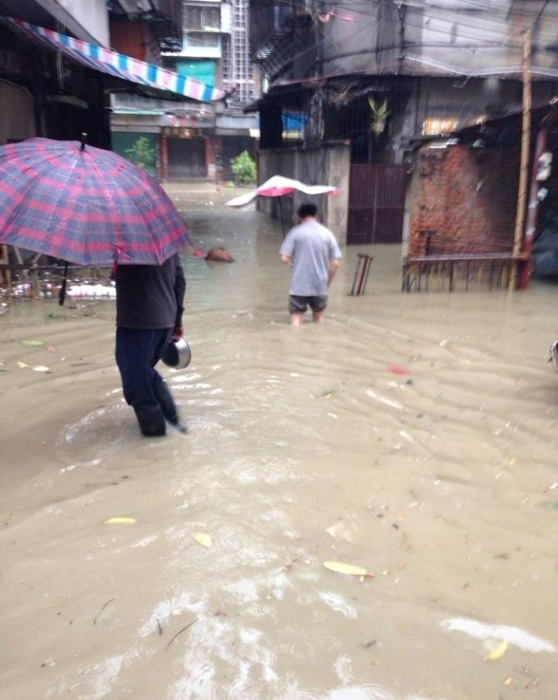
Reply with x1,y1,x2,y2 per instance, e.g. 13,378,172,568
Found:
402,253,526,293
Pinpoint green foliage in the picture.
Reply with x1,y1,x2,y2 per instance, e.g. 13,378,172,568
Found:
230,150,256,185
125,136,156,170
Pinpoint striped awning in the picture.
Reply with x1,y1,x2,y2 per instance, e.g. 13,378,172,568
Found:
0,15,226,103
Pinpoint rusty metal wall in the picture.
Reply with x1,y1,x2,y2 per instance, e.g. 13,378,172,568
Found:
347,164,406,244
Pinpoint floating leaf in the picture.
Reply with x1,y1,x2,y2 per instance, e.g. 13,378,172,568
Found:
47,345,58,353
194,533,212,548
485,639,508,661
33,365,51,373
323,561,371,577
16,361,29,369
103,517,136,525
22,339,44,346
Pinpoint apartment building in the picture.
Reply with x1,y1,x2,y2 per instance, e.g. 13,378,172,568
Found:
111,0,260,180
161,0,259,179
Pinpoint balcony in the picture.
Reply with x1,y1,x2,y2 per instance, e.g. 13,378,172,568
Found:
108,0,183,51
149,0,183,51
249,0,313,80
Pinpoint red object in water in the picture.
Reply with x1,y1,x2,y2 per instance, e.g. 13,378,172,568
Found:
190,248,203,257
387,365,410,376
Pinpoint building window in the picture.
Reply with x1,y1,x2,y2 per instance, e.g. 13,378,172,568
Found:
184,5,220,32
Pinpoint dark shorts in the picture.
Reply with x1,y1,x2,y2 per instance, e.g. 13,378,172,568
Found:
289,295,328,314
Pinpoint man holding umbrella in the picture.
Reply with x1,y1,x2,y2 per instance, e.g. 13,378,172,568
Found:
0,136,191,437
115,254,187,437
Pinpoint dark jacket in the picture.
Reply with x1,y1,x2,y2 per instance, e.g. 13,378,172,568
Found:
115,254,186,330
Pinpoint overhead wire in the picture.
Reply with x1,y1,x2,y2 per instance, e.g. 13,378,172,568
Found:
255,0,558,84
267,0,558,44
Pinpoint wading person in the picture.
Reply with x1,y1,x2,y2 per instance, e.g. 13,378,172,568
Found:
115,253,187,437
279,202,342,327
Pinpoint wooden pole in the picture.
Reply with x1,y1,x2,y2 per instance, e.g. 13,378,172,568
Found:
510,28,532,290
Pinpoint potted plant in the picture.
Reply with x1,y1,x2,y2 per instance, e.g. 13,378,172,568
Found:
368,97,390,137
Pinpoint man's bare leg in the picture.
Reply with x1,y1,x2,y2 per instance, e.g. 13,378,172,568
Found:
291,313,304,327
312,310,324,323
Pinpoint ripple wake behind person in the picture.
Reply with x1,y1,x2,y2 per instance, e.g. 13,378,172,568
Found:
114,253,187,437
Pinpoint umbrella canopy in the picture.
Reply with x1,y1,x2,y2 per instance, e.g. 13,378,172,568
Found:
0,137,190,267
225,175,338,208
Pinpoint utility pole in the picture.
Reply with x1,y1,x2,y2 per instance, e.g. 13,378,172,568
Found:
510,27,531,291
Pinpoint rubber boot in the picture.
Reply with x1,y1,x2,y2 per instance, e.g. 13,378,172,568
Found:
152,381,187,433
134,406,166,437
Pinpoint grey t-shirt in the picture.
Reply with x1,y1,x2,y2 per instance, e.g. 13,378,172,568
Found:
280,219,342,296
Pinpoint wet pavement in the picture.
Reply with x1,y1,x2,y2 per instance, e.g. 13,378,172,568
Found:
1,184,558,700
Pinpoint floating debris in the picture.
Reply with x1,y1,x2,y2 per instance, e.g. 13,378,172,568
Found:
194,532,212,548
323,561,373,578
103,517,137,525
485,639,508,662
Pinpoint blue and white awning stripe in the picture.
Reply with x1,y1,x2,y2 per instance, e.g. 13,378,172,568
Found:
0,15,226,103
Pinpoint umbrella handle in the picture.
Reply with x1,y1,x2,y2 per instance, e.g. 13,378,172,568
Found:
58,262,69,306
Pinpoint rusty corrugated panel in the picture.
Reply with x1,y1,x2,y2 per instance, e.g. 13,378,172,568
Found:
348,165,406,244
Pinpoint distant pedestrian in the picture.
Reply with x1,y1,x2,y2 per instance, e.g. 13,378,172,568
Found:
279,203,342,327
115,253,187,437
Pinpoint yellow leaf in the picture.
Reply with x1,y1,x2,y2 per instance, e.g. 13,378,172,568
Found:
103,517,136,525
323,561,370,577
485,640,508,661
194,532,212,548
17,361,29,369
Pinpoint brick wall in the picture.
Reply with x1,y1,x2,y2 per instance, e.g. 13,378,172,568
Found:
408,144,519,257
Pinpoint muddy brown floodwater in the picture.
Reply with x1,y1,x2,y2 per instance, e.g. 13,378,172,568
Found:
1,184,558,700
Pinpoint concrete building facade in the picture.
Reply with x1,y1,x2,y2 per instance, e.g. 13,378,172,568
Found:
249,0,558,245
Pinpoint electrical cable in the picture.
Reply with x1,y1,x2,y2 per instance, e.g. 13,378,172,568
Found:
266,0,558,44
253,0,558,85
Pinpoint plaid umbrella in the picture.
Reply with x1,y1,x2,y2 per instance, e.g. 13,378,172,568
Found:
0,137,190,267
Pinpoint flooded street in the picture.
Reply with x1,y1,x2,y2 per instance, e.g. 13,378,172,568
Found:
1,184,558,700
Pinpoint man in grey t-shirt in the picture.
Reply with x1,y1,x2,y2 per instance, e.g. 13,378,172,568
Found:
280,202,342,327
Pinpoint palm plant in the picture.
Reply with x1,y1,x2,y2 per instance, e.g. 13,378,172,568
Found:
368,97,390,137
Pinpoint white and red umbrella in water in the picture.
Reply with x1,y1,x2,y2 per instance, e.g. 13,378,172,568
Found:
226,175,338,236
